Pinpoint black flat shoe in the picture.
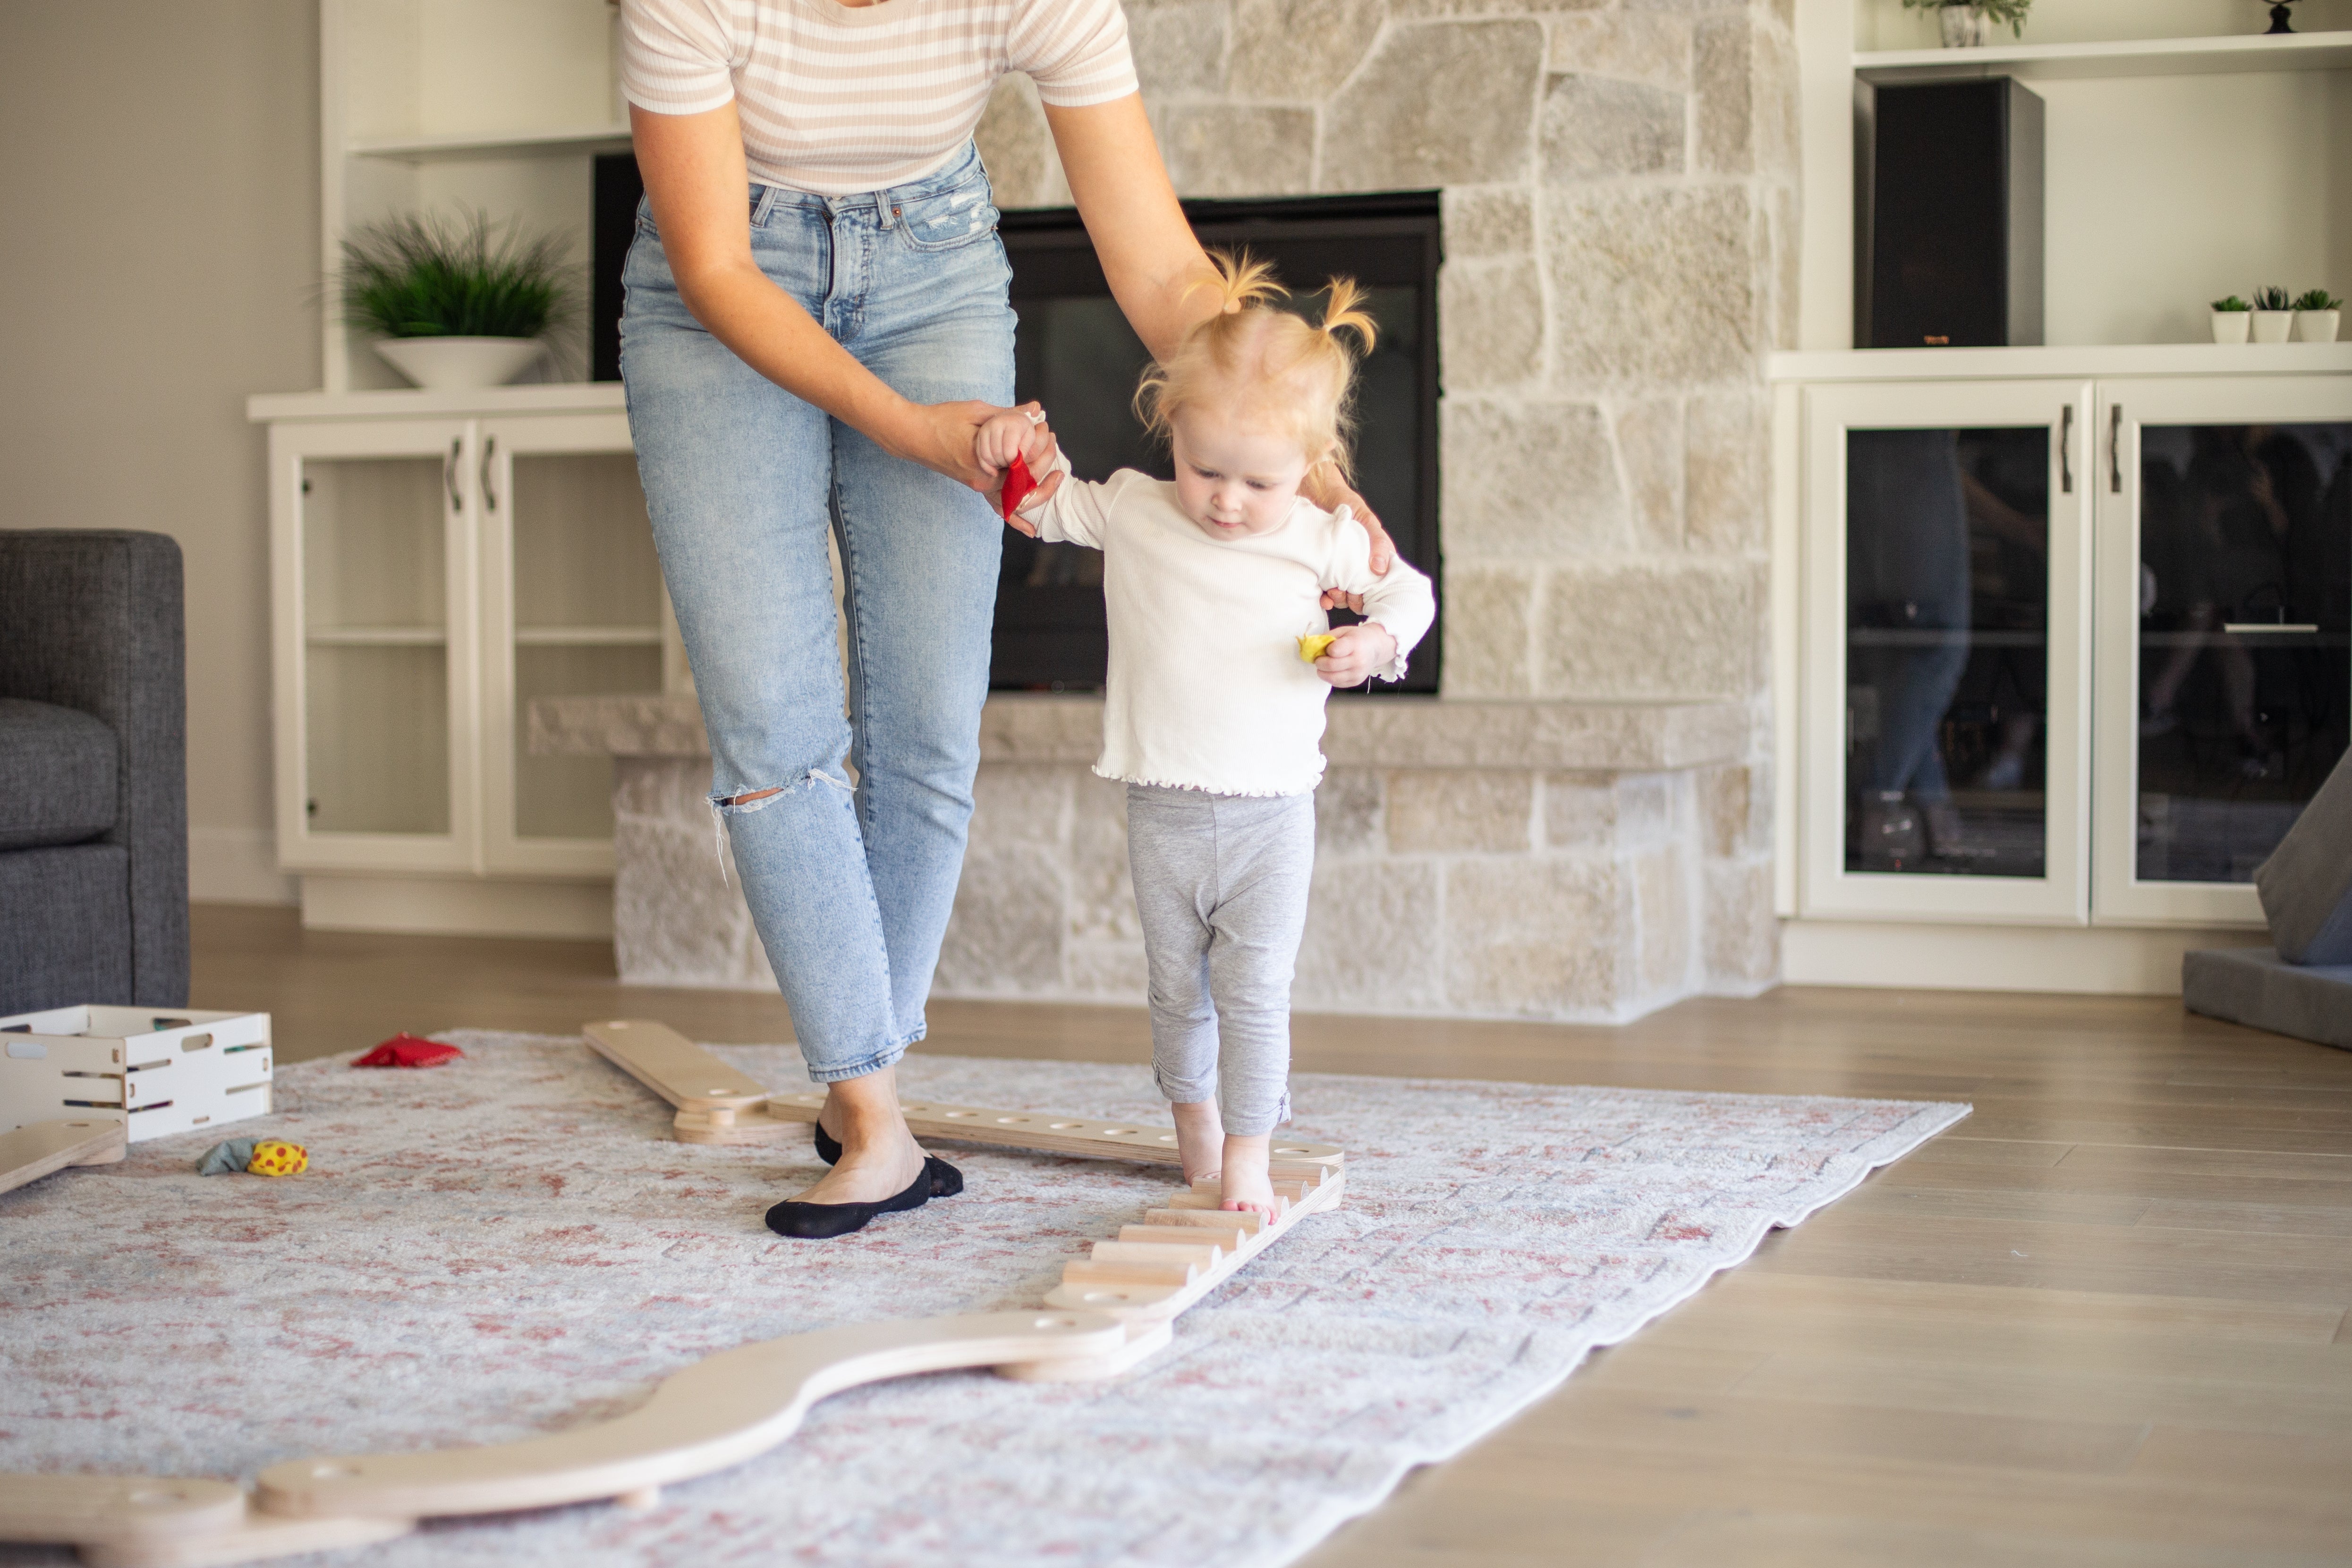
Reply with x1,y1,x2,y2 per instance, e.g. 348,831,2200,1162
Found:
764,1155,965,1239
813,1124,962,1198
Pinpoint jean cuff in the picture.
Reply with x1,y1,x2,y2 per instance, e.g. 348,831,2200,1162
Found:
804,1024,923,1085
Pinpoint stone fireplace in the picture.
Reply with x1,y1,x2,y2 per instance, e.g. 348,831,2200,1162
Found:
536,0,1797,1023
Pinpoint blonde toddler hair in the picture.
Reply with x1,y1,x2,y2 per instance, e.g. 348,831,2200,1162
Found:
1135,249,1378,483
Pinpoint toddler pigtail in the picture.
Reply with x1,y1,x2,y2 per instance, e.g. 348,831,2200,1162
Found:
1317,277,1378,355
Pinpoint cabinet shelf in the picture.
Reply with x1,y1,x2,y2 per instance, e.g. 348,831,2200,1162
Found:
514,627,662,647
347,125,633,163
1856,30,2352,83
306,627,447,647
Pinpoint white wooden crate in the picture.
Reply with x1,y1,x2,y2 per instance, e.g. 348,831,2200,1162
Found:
0,1006,274,1143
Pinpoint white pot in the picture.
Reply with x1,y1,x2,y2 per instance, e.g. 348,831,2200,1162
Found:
373,337,545,390
2250,310,2295,344
1940,6,1991,48
2295,309,2341,344
2210,311,2251,345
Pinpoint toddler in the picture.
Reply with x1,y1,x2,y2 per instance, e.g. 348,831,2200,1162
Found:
973,254,1435,1214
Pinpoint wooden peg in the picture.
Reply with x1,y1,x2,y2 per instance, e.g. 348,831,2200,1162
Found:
1118,1223,1250,1255
1143,1206,1265,1236
1063,1256,1200,1289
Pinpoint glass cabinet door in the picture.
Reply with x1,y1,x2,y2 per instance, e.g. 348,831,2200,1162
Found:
1801,380,2093,923
271,420,476,873
2095,379,2352,925
479,415,666,875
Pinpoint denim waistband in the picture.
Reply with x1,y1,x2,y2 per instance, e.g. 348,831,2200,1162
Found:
749,142,988,228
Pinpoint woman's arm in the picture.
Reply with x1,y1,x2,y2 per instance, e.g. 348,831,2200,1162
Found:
1043,96,1218,362
631,102,1009,491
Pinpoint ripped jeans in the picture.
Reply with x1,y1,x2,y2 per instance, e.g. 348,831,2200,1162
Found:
620,143,1014,1083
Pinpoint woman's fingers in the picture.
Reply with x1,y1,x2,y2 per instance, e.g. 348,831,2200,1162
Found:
1319,588,1367,614
1345,492,1397,576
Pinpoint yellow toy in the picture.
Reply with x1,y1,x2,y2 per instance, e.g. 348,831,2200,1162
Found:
1296,631,1336,662
246,1140,306,1178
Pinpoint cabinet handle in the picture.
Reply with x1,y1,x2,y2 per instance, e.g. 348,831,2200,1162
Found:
2059,405,2073,493
445,439,462,512
2109,405,2123,494
480,436,498,513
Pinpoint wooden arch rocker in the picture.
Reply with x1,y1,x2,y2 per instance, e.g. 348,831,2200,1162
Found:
1,1021,1347,1567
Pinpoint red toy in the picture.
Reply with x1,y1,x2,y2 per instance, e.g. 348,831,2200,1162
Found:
352,1033,465,1068
999,452,1038,520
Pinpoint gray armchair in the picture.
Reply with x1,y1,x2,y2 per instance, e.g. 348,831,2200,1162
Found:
0,530,189,1013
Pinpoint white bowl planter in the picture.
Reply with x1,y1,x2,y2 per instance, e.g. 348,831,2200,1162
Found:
2249,310,2295,344
2295,309,2341,344
374,337,545,391
1940,6,1992,47
2210,311,2251,345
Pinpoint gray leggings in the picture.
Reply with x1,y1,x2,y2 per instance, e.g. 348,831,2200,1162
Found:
1125,783,1315,1136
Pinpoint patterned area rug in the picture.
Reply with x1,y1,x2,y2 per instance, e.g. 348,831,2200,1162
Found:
0,1034,1967,1568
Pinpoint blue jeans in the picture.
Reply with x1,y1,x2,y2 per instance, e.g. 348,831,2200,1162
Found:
620,143,1014,1083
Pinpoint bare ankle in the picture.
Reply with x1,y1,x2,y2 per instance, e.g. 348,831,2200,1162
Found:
1170,1100,1225,1183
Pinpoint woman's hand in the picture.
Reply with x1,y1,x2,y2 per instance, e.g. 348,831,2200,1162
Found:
1314,622,1398,687
1306,473,1395,613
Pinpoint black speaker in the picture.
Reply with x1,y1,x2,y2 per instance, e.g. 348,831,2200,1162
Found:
591,151,645,382
1857,77,2044,349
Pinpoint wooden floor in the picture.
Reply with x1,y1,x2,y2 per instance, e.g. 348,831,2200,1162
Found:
193,904,2352,1566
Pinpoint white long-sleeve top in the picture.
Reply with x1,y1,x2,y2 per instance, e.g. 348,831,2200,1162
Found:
1027,468,1437,797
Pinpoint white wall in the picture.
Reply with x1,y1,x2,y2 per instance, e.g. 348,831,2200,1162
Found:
0,1,320,904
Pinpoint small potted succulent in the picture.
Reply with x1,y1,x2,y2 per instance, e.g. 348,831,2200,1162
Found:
2211,295,2252,344
2250,285,2296,343
2293,288,2342,343
1903,0,2032,48
339,211,576,390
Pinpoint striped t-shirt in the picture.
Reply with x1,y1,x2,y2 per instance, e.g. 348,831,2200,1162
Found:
620,0,1138,197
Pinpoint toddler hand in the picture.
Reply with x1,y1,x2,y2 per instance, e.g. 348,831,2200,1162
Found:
1314,622,1397,686
973,402,1046,475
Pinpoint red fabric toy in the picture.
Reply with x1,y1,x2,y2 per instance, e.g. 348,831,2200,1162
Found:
999,451,1038,521
352,1033,464,1068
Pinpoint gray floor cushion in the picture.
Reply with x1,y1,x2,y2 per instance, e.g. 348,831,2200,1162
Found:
2254,747,2352,966
2182,946,2352,1051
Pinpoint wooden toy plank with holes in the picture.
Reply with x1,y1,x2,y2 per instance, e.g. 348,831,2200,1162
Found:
0,1118,128,1197
0,1022,1349,1564
584,1017,1344,1170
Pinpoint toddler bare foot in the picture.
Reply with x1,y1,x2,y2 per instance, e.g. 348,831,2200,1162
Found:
1171,1100,1224,1184
1218,1133,1276,1218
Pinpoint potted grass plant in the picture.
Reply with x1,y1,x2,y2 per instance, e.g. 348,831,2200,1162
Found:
2250,285,2296,343
1902,0,2031,48
2211,295,2253,344
2293,288,2342,343
340,211,576,390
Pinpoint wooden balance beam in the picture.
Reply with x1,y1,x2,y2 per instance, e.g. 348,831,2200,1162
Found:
583,1017,1345,1170
0,1020,1346,1565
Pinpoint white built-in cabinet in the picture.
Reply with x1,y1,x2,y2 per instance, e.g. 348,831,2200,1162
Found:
248,4,663,932
1792,358,2352,932
261,391,672,909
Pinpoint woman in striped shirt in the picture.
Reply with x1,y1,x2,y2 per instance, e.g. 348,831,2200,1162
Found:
618,0,1390,1238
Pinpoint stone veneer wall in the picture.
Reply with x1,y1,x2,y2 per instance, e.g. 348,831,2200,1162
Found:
924,0,1797,1020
